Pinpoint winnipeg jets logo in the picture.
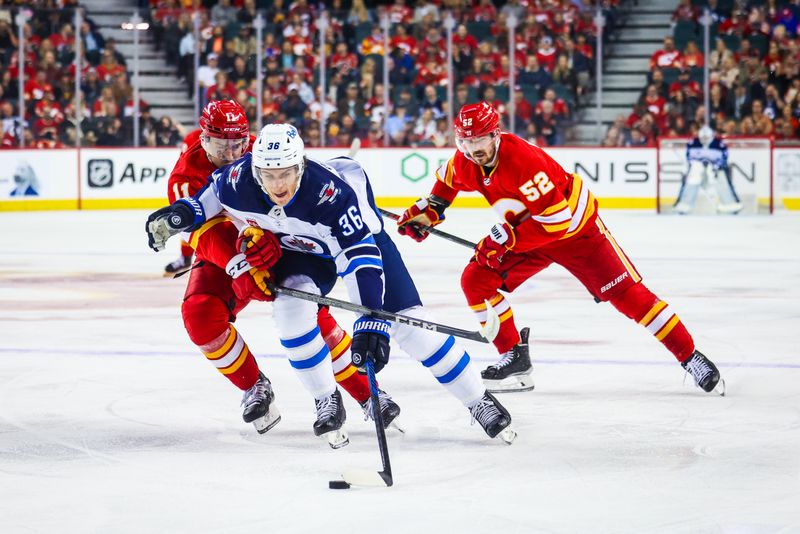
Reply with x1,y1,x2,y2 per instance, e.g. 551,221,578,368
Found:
317,180,340,205
286,126,298,139
281,235,324,254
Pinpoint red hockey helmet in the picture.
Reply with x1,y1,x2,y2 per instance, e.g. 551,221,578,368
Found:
200,100,249,139
453,101,500,139
200,100,249,165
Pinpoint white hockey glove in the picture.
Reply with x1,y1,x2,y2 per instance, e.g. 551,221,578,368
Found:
146,199,200,251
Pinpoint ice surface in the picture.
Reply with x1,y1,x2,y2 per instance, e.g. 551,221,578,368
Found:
1,208,799,534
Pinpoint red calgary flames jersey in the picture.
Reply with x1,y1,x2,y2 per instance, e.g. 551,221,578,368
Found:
431,133,598,252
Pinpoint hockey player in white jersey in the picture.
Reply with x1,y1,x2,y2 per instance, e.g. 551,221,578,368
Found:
674,126,743,215
146,124,517,444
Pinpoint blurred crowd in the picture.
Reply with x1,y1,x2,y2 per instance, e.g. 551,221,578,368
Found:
152,0,617,148
0,0,186,148
604,0,800,147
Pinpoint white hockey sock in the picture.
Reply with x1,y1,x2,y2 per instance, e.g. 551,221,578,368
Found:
393,307,485,406
273,276,336,400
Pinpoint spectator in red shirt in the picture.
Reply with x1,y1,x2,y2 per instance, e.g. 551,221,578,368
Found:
452,24,478,53
536,87,569,119
640,84,669,130
206,71,237,102
330,42,358,77
471,0,498,22
388,0,413,24
672,0,700,23
536,36,559,72
650,36,683,70
96,50,126,84
682,41,704,68
512,87,534,127
390,24,417,56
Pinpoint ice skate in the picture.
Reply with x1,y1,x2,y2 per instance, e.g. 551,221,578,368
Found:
682,350,725,396
360,389,403,433
314,389,349,449
717,202,743,215
468,391,516,444
164,254,193,277
482,327,534,393
241,372,281,434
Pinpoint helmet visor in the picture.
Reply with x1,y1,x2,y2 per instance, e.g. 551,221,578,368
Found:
455,133,495,154
202,136,249,164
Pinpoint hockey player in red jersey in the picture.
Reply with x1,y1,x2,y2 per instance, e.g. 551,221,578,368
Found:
397,102,725,395
169,100,400,435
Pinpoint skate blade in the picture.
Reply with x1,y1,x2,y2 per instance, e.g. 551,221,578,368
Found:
712,378,726,397
484,373,535,394
388,418,405,434
253,410,281,434
164,267,191,278
323,428,349,449
341,469,391,487
496,426,517,445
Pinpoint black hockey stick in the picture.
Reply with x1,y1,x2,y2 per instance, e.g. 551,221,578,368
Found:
378,208,477,248
365,357,392,485
268,284,493,343
378,208,509,281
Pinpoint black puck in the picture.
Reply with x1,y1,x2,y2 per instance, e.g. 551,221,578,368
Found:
329,480,351,490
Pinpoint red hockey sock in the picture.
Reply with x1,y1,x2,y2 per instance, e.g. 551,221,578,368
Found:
317,307,370,403
183,293,260,390
609,283,695,362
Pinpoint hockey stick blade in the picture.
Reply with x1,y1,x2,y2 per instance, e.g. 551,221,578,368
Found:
341,469,393,487
480,298,501,342
269,284,490,343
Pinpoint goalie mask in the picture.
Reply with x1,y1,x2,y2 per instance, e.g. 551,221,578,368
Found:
251,123,305,206
199,100,250,167
454,101,501,166
698,125,715,148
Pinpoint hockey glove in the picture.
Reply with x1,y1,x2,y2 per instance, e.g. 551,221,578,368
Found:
475,222,516,271
146,199,202,252
227,252,274,302
236,226,283,270
351,316,391,374
397,196,448,242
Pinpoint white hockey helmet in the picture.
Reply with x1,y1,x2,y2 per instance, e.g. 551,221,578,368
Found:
698,125,715,147
251,123,305,195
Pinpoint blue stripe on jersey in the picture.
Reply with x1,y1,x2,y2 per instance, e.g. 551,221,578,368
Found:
289,344,329,370
436,352,470,384
280,326,321,349
344,244,381,260
421,336,456,368
338,256,383,277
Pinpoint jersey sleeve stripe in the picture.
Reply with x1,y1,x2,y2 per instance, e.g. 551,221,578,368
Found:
188,215,230,249
561,174,597,239
532,208,572,225
540,199,568,215
337,256,383,277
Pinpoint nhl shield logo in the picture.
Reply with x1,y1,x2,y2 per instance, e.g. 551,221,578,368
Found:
483,176,492,186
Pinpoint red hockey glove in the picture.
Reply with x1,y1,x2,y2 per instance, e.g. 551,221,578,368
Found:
474,222,516,270
236,226,282,270
232,266,275,302
226,252,274,302
397,197,446,242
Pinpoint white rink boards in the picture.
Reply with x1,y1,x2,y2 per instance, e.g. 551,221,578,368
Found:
1,208,799,534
